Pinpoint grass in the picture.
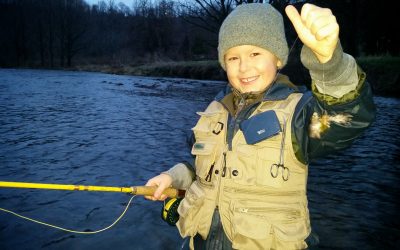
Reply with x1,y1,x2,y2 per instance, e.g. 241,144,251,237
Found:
74,60,226,81
357,56,400,68
356,56,400,96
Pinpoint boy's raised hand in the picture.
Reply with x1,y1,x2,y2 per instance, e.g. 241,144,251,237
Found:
285,4,339,63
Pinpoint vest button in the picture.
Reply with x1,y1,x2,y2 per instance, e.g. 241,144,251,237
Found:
232,170,239,176
215,170,219,175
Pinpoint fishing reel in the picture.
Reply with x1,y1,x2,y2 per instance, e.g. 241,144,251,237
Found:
161,198,182,226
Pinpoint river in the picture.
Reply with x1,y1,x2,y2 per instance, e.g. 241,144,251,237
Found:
0,69,399,250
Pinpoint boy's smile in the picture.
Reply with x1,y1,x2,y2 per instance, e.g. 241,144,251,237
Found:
240,76,259,84
224,45,280,93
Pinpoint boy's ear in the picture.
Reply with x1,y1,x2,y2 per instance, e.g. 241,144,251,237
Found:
277,60,282,68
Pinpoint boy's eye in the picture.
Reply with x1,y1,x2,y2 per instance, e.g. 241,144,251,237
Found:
227,56,238,61
250,52,260,57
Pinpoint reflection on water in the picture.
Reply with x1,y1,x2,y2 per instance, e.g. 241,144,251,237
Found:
0,69,399,249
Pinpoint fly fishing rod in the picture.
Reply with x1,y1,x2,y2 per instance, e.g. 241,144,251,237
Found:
0,181,185,233
0,181,185,198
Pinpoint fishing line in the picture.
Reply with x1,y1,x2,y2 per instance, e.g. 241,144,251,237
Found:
275,36,299,84
322,62,327,113
0,195,136,234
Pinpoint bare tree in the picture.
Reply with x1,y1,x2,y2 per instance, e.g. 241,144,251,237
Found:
0,0,395,68
179,0,235,34
46,0,56,67
54,0,89,67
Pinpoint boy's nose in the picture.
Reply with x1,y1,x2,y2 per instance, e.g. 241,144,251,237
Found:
239,58,250,72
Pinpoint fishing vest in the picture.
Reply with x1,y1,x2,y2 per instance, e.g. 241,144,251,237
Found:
177,92,311,250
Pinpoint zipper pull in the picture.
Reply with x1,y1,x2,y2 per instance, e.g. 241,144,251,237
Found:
238,208,248,213
222,153,227,177
205,162,215,182
236,97,245,118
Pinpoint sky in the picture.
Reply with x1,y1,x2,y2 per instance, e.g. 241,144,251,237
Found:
85,0,135,7
84,0,181,8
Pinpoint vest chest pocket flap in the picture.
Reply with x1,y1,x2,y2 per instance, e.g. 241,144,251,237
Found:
191,141,217,180
240,110,281,145
192,110,224,138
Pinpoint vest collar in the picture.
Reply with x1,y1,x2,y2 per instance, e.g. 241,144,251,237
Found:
215,81,299,103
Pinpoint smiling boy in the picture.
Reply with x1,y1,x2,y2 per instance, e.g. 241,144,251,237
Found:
225,45,280,93
146,3,375,249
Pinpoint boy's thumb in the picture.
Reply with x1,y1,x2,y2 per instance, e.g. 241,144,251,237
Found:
154,184,166,199
285,5,304,34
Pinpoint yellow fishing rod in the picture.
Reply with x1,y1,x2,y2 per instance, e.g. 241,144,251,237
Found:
0,181,184,198
0,181,185,233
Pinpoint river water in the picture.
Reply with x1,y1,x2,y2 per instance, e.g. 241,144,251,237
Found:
0,69,398,250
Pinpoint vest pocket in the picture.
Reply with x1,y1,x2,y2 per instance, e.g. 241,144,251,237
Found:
230,200,308,249
270,219,310,249
272,219,310,242
192,111,223,138
191,141,217,180
231,144,257,185
256,146,285,188
177,181,206,236
231,203,272,249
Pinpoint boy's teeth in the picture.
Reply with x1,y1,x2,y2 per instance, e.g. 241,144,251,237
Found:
242,76,257,83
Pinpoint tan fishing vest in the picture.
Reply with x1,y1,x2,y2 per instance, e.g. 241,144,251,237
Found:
177,93,311,250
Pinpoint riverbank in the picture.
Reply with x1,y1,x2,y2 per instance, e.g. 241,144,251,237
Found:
356,56,400,97
4,56,399,97
74,56,400,98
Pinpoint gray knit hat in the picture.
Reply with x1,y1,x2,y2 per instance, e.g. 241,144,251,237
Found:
218,3,289,70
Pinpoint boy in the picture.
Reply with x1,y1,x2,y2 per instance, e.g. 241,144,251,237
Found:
146,3,375,249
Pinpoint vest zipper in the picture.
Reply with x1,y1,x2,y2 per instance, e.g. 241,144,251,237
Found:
235,206,301,220
221,153,227,177
215,151,227,209
235,97,245,118
225,186,304,197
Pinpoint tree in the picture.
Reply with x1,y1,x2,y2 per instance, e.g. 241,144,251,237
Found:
0,0,396,68
179,0,234,34
55,0,89,67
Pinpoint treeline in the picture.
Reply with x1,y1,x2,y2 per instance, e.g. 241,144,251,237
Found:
0,0,398,68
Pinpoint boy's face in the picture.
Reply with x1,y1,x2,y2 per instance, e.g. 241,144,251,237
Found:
224,45,280,93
